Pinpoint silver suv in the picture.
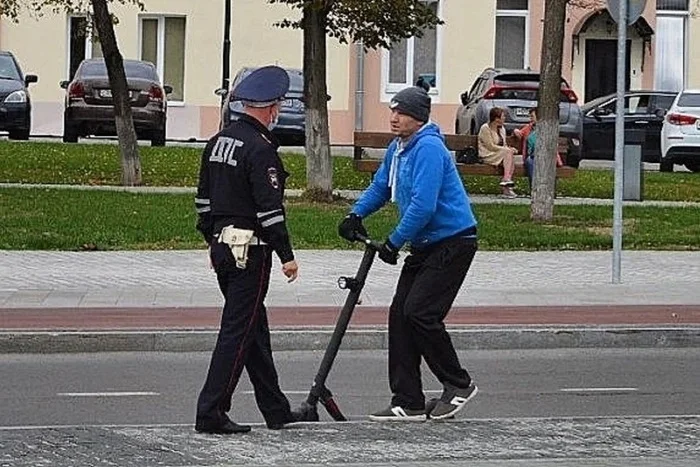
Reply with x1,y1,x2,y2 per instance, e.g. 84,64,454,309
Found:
455,68,583,167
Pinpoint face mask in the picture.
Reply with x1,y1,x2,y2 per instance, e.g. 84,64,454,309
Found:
268,107,280,130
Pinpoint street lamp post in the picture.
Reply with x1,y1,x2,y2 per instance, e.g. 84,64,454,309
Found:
221,0,232,106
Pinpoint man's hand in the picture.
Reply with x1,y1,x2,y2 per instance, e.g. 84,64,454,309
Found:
338,213,367,242
282,260,299,283
378,240,399,265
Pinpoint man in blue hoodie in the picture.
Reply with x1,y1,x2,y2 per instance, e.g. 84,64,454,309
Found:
338,86,479,421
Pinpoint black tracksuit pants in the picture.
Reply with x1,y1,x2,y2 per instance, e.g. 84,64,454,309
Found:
388,235,477,410
196,244,292,427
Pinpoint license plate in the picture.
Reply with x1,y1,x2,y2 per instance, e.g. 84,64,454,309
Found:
98,89,112,98
514,107,531,117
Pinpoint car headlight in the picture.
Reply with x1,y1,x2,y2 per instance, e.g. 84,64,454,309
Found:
4,90,27,103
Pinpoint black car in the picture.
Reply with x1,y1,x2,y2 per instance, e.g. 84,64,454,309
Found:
60,59,171,146
217,66,305,146
0,51,38,140
580,90,678,166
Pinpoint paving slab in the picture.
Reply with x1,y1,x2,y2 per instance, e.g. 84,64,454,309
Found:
1,416,698,467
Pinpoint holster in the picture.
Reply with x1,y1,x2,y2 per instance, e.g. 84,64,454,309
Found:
218,225,255,269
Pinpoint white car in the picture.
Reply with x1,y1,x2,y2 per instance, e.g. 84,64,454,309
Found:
660,89,700,173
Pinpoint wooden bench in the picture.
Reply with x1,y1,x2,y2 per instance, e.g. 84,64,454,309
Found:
352,131,576,178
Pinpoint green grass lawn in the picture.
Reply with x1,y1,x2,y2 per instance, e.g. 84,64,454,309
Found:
1,187,698,251
1,140,699,201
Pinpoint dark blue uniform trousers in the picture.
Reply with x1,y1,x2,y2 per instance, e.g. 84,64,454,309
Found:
196,245,292,427
388,235,477,410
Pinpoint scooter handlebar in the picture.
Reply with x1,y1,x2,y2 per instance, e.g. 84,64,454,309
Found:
353,233,384,251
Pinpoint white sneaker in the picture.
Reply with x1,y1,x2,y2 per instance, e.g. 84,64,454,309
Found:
369,405,427,422
428,382,478,420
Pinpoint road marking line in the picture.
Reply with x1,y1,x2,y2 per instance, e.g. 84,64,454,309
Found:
560,387,638,392
56,392,160,397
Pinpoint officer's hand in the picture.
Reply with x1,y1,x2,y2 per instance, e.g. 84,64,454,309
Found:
338,213,367,242
282,260,299,283
377,240,399,265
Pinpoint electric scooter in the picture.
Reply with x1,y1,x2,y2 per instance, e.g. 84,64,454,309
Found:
296,233,383,422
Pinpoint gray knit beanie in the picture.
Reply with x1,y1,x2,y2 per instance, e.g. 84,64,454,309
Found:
390,86,431,122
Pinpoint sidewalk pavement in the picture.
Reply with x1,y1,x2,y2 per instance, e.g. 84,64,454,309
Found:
1,249,699,353
2,416,698,467
4,182,700,207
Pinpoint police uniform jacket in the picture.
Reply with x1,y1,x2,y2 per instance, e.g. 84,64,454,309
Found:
195,114,294,264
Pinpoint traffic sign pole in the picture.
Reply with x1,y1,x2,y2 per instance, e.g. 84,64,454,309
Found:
612,0,627,284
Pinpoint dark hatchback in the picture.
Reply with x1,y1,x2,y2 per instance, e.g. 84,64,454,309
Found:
580,90,678,168
217,67,305,146
60,59,172,146
0,51,38,140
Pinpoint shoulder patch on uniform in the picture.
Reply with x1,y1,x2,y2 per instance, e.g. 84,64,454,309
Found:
267,167,280,189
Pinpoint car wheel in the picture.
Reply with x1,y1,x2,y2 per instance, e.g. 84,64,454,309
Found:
63,117,79,143
685,162,700,173
659,160,674,172
8,129,30,140
151,128,166,147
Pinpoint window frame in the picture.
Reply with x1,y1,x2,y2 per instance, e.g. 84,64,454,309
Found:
381,0,442,100
138,14,187,105
65,14,100,80
495,1,530,69
654,4,689,91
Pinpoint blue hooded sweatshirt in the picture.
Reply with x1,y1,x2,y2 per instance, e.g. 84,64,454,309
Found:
351,122,477,249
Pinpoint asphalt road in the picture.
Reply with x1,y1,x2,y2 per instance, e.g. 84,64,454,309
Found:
1,348,698,428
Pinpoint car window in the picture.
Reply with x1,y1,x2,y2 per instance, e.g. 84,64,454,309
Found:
597,99,616,115
79,60,158,80
475,79,490,99
677,93,700,107
652,94,676,112
0,55,21,81
124,62,159,80
467,78,483,100
596,95,650,116
626,95,650,114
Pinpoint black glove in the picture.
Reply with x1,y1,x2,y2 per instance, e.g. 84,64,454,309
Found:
338,213,367,242
378,239,399,265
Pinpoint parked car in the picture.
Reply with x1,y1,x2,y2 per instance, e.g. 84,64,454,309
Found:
580,90,678,169
660,89,700,173
0,50,38,140
60,58,172,146
455,68,583,167
216,66,305,146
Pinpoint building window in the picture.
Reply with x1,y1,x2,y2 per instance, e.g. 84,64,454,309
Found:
654,0,688,91
384,0,439,92
140,16,186,102
67,15,102,80
495,0,529,69
656,0,688,9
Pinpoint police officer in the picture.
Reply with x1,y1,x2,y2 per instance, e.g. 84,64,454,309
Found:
194,65,301,434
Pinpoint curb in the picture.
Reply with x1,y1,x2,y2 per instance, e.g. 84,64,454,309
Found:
1,326,698,353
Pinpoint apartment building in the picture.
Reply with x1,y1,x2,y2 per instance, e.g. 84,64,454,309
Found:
0,0,698,144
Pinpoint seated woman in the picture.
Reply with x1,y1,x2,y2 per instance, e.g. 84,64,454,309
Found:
478,107,517,198
521,110,564,193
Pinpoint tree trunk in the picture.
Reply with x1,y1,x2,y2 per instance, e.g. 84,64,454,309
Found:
302,3,333,201
91,0,141,186
531,0,567,221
